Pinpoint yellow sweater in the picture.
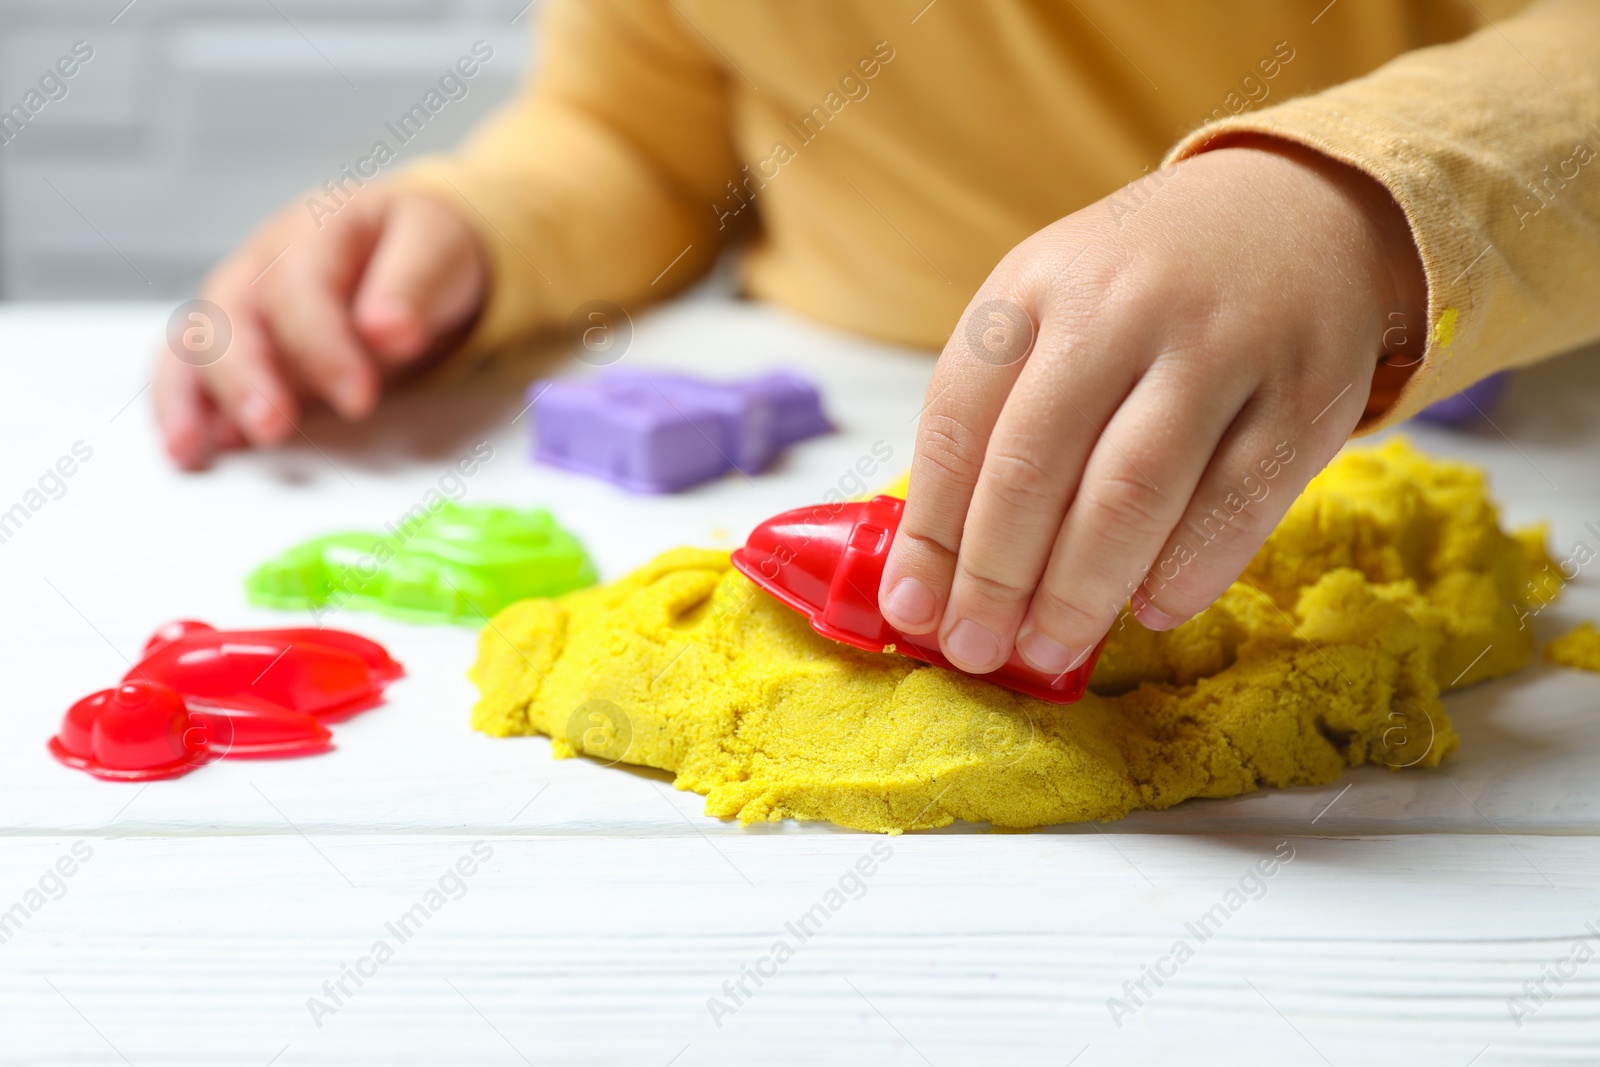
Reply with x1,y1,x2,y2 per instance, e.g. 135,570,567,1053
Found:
404,0,1600,428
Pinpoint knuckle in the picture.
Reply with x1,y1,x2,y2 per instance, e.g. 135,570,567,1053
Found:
1033,245,1128,322
1079,472,1169,538
899,527,960,563
917,413,984,484
983,445,1056,509
1141,576,1219,623
1185,483,1278,548
200,260,250,302
953,562,1035,608
1030,586,1116,637
201,361,250,401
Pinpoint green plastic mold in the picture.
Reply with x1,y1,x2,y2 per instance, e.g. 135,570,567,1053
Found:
245,503,597,625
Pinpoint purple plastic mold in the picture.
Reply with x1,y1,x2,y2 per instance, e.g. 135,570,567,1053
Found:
529,369,832,493
1413,372,1510,426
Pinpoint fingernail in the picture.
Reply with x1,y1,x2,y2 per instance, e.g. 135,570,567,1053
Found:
1016,629,1076,673
364,297,410,328
1135,601,1180,631
363,299,422,350
164,421,207,470
884,577,937,628
945,619,1000,670
240,394,275,436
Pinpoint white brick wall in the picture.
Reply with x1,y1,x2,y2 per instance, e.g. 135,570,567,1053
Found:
0,0,535,298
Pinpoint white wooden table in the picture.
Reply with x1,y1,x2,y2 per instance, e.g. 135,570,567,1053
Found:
2,300,1598,1066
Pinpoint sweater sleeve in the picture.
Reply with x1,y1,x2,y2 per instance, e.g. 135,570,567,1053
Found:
398,0,738,364
1165,0,1600,430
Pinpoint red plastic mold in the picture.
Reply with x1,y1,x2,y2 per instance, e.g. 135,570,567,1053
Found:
135,620,402,722
49,682,213,782
731,495,1102,703
49,621,399,781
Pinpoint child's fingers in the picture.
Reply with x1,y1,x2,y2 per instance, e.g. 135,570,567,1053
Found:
261,240,380,421
931,328,1141,673
1129,406,1337,629
155,292,297,466
353,194,485,367
195,305,298,447
206,403,247,452
153,356,211,470
878,296,1033,636
1012,366,1248,672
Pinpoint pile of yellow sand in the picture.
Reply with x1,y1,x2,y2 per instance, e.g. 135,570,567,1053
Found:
470,439,1556,832
1547,622,1600,672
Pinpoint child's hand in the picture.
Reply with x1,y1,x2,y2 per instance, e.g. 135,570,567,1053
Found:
878,137,1426,676
154,186,486,469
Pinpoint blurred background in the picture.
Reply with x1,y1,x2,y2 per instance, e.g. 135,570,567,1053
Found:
0,0,534,299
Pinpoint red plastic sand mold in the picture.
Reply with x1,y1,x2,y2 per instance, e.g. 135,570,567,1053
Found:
731,495,1102,703
49,621,403,782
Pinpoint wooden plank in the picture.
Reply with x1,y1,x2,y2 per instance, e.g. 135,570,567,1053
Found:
2,834,1599,1064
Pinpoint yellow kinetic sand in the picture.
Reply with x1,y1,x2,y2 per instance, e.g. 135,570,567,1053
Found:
470,439,1556,832
1546,623,1600,672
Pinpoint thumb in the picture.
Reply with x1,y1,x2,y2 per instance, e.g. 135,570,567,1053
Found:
352,193,487,366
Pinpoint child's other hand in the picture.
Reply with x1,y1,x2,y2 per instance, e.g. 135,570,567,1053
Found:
879,137,1425,676
154,187,486,469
